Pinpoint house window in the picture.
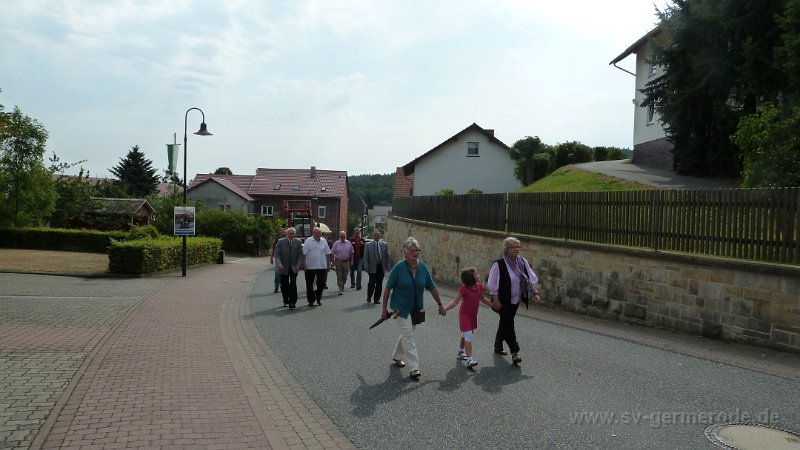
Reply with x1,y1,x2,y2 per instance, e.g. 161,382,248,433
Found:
293,185,300,191
647,103,656,124
273,183,281,190
261,205,274,216
467,142,479,157
649,62,657,76
317,206,326,218
218,203,232,212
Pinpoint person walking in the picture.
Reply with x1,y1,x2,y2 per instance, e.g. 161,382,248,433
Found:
331,231,354,295
442,267,493,369
486,237,542,364
363,230,391,304
349,228,366,290
381,237,445,379
303,227,332,306
273,227,303,308
270,228,286,293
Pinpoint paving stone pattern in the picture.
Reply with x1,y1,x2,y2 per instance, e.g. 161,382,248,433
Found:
0,353,85,450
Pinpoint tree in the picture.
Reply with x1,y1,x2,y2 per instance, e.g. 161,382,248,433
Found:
0,105,56,227
48,153,97,228
553,141,593,169
214,167,233,175
731,103,800,187
509,136,552,186
109,145,160,197
642,0,788,177
435,189,454,196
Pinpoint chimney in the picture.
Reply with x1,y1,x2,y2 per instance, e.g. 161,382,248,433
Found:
310,166,316,178
485,129,494,136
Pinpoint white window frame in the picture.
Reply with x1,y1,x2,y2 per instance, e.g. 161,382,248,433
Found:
649,62,657,77
467,142,479,157
317,205,326,218
261,205,274,216
218,203,232,212
647,103,656,125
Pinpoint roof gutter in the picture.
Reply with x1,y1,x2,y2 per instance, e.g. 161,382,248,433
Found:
612,62,636,76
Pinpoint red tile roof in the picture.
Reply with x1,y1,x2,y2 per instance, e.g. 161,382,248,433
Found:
189,167,347,198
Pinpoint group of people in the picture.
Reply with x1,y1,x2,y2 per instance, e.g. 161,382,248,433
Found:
271,227,393,308
273,227,543,380
380,236,541,379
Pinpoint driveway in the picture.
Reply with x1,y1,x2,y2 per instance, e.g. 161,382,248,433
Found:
572,160,741,189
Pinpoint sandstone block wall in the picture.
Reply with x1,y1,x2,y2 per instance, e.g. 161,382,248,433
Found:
387,217,800,353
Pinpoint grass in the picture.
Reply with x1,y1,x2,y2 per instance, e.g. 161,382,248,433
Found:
519,166,650,193
0,249,109,274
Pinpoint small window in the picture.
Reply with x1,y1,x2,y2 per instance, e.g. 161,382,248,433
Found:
218,203,232,212
649,62,657,76
321,186,327,191
467,142,479,157
273,183,281,190
647,103,656,124
317,206,326,218
261,205,274,216
293,184,301,191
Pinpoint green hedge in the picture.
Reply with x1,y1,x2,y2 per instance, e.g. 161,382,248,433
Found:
0,227,127,253
108,236,223,274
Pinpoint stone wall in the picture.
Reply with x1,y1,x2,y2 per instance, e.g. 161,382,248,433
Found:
387,217,800,353
633,138,674,170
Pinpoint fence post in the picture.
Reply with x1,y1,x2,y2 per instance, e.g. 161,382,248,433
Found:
650,190,662,252
504,192,509,234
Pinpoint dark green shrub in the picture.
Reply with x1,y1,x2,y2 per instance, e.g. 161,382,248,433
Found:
0,227,127,253
108,236,222,274
128,224,160,240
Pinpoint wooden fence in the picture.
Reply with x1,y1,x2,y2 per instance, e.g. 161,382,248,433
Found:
391,188,800,264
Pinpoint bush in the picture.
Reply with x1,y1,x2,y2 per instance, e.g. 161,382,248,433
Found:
0,227,127,253
195,208,275,254
128,224,160,240
731,103,800,187
108,236,222,274
554,141,593,169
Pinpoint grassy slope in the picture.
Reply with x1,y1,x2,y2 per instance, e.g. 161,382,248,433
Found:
519,166,651,193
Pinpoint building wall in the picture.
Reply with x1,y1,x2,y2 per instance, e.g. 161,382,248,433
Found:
632,40,674,169
188,183,251,213
386,217,800,353
413,129,521,195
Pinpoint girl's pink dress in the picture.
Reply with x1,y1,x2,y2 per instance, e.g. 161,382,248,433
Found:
458,283,483,332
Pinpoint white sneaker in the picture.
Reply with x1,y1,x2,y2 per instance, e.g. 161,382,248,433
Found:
467,359,478,368
457,350,467,360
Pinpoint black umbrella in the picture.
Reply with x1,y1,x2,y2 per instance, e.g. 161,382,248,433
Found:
369,310,398,329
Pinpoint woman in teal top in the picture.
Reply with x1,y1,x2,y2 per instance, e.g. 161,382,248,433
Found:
381,237,445,379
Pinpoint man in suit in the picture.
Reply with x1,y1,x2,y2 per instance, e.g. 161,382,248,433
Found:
363,230,392,304
273,227,304,308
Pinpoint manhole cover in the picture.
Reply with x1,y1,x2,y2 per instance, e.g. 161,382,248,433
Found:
705,423,800,450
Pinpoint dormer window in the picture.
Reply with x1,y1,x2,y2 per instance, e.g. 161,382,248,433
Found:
321,186,327,192
467,142,479,157
293,185,300,191
273,183,281,190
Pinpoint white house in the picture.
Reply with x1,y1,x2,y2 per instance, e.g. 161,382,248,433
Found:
186,176,255,214
368,205,391,230
401,123,521,196
610,26,674,170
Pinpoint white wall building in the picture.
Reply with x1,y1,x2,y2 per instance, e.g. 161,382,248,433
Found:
402,123,521,196
610,26,674,170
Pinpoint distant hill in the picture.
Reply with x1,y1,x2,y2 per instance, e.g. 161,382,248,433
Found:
348,173,394,207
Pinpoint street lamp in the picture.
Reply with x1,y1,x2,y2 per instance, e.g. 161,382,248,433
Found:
182,107,212,276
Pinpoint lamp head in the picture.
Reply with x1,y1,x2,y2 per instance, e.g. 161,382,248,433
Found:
194,122,212,136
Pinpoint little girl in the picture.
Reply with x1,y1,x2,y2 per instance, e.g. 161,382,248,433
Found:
443,267,493,369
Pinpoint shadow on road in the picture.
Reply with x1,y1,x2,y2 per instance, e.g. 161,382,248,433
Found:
471,357,533,393
350,371,432,417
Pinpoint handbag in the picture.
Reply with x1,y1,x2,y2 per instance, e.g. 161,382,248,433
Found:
407,262,425,325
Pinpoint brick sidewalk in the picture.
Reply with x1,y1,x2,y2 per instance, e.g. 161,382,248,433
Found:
19,259,353,449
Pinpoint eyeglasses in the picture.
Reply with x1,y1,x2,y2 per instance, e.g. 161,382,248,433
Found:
407,249,421,253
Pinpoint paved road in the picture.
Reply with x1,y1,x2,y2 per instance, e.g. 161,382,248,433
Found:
249,269,799,449
572,160,740,189
2,260,799,449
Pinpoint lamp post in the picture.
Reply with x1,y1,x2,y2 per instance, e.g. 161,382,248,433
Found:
182,107,212,276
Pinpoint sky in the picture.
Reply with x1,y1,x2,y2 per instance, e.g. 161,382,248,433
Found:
0,0,668,180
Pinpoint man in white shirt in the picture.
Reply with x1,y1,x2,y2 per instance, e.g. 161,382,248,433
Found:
303,227,332,306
